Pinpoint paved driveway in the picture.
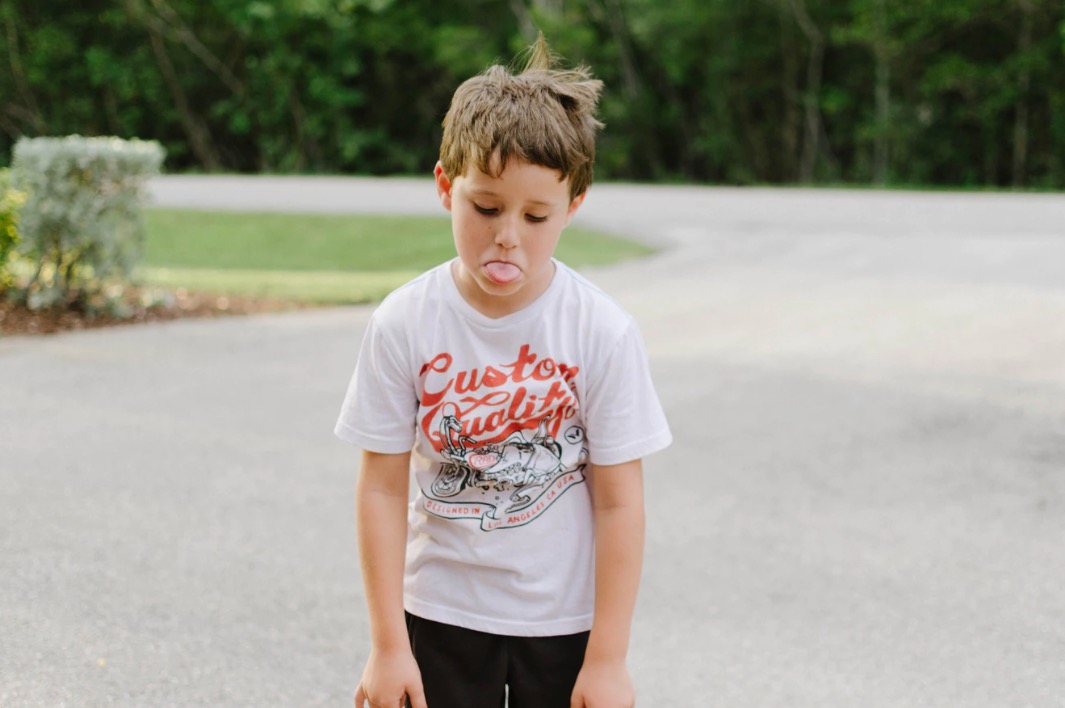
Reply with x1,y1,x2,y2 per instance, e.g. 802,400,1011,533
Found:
2,177,1064,706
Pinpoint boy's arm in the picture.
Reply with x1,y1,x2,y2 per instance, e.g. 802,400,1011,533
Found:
571,459,645,708
353,449,426,708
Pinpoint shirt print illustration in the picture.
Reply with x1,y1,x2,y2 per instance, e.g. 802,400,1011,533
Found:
418,344,588,531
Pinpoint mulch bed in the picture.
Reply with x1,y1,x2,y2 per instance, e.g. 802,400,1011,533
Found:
0,288,306,337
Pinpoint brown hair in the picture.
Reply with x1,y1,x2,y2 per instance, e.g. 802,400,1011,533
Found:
439,34,604,199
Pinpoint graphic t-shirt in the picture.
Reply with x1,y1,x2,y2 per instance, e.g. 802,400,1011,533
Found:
335,259,672,636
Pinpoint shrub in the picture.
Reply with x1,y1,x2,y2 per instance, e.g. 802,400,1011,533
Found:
12,136,165,310
0,168,27,289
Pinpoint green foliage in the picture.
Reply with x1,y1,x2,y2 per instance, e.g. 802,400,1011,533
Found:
138,208,652,304
12,136,165,310
142,209,651,273
0,169,28,288
2,1,1064,188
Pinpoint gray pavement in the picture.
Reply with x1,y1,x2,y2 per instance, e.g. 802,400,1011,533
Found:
2,176,1064,706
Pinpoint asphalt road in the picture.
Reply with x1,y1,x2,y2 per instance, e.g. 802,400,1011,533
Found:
2,176,1064,706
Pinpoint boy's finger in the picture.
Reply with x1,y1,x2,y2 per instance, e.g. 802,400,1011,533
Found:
407,683,429,708
353,684,364,707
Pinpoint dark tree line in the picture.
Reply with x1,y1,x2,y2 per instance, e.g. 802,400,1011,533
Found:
2,0,1064,187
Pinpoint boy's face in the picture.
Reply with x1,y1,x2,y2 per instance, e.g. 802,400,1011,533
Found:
435,156,585,318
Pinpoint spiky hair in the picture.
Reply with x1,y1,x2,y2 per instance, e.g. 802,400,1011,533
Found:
439,34,604,199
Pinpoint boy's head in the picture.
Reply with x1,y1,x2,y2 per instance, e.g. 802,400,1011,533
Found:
438,35,604,200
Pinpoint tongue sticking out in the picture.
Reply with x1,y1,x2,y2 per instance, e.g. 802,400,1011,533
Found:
485,262,520,284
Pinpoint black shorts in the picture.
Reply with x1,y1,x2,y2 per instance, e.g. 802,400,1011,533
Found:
405,612,590,708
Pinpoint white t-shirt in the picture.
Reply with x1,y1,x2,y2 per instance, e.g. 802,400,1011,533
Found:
335,259,672,636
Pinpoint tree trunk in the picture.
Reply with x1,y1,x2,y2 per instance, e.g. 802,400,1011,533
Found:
290,90,308,172
103,88,122,136
147,28,222,170
590,0,663,176
3,11,46,133
790,0,825,183
147,0,245,97
1011,0,1033,188
872,0,890,185
779,7,802,180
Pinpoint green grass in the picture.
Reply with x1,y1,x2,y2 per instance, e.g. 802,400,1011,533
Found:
140,209,653,304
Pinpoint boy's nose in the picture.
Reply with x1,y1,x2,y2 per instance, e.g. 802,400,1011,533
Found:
494,218,521,248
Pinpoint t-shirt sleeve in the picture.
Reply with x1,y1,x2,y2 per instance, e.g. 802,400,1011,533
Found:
334,313,419,453
582,320,672,466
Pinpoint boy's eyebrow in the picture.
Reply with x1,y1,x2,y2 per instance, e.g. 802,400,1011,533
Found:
467,189,555,208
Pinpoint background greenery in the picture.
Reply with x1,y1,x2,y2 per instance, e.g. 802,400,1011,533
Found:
2,0,1064,189
139,209,652,303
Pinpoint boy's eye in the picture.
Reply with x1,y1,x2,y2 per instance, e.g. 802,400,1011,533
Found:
472,203,547,223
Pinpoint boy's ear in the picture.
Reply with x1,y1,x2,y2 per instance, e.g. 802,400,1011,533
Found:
434,162,453,212
564,190,586,226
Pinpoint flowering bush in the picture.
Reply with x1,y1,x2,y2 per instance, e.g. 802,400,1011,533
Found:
0,168,27,289
12,136,165,310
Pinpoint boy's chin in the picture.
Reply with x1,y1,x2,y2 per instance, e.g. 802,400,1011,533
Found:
476,276,524,296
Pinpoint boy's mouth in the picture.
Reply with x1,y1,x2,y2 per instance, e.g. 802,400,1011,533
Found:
484,261,521,284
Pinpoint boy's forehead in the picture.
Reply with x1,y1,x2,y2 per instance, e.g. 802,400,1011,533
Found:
475,150,565,180
459,164,571,203
461,155,568,187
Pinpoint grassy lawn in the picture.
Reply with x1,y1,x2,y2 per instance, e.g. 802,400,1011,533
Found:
140,209,652,304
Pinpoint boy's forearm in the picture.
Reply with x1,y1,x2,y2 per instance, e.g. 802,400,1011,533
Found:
585,460,645,663
356,451,413,651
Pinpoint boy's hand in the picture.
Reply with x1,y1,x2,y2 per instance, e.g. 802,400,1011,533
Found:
570,658,635,708
354,647,427,708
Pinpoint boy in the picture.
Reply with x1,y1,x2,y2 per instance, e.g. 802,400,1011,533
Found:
335,36,671,708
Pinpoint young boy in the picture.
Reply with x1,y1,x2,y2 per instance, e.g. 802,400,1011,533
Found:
335,36,671,708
